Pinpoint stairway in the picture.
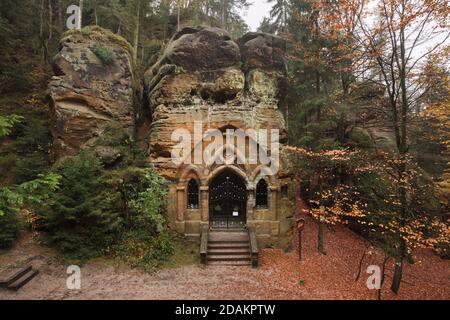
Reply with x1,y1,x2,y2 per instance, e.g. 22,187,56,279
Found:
207,230,251,266
0,265,39,291
201,227,259,267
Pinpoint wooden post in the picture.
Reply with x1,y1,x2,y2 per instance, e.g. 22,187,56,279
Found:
296,218,306,260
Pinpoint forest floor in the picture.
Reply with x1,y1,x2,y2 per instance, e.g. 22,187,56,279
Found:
0,217,449,300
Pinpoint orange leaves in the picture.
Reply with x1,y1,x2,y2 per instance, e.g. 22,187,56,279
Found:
285,145,353,162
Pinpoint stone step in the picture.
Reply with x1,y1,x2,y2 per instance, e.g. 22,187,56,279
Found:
208,248,251,255
209,231,248,236
0,265,32,287
206,260,252,266
208,242,250,249
209,231,248,235
7,269,39,291
208,245,250,250
208,234,249,242
207,254,251,261
210,228,246,232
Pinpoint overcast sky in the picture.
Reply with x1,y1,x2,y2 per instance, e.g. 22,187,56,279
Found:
240,1,272,31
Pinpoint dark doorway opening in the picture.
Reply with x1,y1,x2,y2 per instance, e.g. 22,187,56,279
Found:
209,169,247,229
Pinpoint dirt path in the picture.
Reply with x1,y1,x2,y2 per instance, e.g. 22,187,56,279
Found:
1,219,449,300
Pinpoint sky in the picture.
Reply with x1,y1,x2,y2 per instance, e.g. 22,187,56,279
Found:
240,1,272,31
240,1,449,62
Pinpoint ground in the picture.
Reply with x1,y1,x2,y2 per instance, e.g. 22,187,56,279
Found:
0,218,449,300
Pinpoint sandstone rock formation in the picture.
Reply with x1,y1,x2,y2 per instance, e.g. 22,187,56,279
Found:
48,26,134,158
47,25,294,243
143,26,294,242
144,26,289,180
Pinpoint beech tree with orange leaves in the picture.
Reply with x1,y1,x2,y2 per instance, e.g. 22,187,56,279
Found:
286,145,449,296
356,0,449,293
270,0,449,294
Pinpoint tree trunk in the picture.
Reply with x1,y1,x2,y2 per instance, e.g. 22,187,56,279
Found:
378,255,389,300
94,0,98,25
39,0,49,63
78,0,84,29
57,0,63,32
177,0,181,31
221,0,229,30
391,16,409,295
133,0,141,65
318,205,326,255
48,0,53,41
391,238,405,294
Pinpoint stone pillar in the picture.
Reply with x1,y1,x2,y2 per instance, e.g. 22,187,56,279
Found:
176,186,185,221
200,186,209,222
247,187,255,221
269,186,278,220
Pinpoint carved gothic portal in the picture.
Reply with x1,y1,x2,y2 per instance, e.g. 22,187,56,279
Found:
209,169,247,229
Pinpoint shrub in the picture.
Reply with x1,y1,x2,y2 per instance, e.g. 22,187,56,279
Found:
92,121,151,169
0,173,60,248
0,112,51,185
37,151,123,258
103,167,174,270
0,112,58,248
37,150,173,266
114,230,174,271
0,208,19,248
91,45,116,66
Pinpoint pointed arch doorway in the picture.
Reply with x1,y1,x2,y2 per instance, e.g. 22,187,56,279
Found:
209,169,247,229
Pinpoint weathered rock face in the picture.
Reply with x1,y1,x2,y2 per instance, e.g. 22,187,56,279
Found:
48,27,134,158
157,26,241,72
145,26,294,244
47,25,294,244
144,26,289,179
238,32,286,71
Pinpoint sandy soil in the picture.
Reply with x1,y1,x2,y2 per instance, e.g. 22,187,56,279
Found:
0,218,449,300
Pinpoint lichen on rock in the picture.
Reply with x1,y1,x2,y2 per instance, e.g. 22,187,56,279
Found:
48,26,135,158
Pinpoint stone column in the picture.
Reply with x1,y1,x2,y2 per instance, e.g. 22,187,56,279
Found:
200,186,209,222
247,187,255,221
269,186,278,220
176,186,185,222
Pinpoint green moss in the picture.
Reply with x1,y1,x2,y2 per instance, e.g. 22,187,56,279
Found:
62,26,142,92
62,26,133,60
91,45,117,66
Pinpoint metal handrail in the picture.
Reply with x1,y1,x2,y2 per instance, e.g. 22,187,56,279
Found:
210,217,246,229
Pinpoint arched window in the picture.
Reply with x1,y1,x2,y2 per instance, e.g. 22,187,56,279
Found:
187,179,199,209
255,179,268,208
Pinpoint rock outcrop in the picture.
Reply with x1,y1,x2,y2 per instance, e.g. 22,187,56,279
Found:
144,26,288,179
47,25,294,243
48,26,134,158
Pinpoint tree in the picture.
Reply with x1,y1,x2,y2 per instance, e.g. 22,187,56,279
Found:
284,0,368,151
357,0,449,293
0,114,22,137
132,0,143,63
267,0,290,33
286,144,449,296
78,0,84,29
0,115,60,247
